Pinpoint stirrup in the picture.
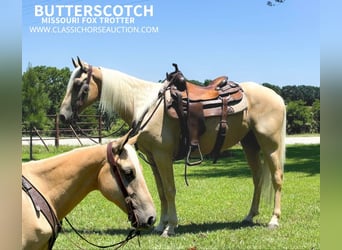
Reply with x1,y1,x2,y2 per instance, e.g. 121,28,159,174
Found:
186,144,203,166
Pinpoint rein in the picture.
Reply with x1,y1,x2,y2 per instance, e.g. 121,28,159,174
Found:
63,217,140,249
130,69,182,135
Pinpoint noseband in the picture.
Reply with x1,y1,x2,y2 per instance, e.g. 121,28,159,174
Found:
106,142,139,228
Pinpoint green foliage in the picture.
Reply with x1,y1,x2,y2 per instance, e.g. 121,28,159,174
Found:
262,83,320,134
262,82,281,95
281,85,319,105
22,64,51,129
35,66,71,115
286,100,312,134
311,99,320,133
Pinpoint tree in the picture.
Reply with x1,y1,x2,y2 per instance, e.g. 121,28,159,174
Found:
281,85,320,105
311,99,320,133
286,100,311,134
281,85,303,104
22,64,51,130
262,82,281,95
297,85,320,106
22,64,52,159
32,66,71,115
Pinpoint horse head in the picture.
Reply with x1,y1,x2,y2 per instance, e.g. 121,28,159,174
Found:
59,57,102,123
99,131,156,230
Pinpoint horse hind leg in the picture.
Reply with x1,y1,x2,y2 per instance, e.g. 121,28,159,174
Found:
263,147,284,229
240,132,263,224
255,124,285,229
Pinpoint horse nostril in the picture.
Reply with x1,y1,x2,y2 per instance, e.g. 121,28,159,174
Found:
147,216,156,226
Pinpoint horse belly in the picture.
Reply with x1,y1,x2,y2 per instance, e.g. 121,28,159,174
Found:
199,111,249,154
22,191,52,250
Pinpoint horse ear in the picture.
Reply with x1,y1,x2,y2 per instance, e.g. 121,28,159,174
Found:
112,129,132,154
77,56,85,72
72,57,78,68
128,131,140,145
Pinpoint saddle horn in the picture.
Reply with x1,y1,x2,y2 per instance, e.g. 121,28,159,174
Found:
172,63,179,73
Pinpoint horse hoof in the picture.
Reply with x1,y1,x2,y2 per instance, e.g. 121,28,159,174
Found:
154,223,165,234
161,230,175,237
161,231,170,238
268,223,279,229
160,225,176,237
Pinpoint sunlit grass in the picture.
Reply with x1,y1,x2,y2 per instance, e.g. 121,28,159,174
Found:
23,144,320,249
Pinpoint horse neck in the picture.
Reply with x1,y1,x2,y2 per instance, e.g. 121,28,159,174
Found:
100,68,161,124
22,145,107,219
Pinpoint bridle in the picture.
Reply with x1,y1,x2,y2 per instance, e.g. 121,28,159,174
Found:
69,64,125,140
72,64,93,117
63,141,141,249
106,141,139,228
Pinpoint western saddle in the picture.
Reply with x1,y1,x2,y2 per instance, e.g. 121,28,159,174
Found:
161,64,247,168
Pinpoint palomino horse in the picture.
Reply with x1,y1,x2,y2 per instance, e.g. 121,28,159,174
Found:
22,132,156,249
60,58,286,237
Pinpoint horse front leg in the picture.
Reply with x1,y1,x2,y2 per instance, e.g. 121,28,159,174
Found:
148,161,168,233
153,154,177,237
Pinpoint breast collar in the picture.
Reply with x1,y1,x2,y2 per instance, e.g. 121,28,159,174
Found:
22,175,61,250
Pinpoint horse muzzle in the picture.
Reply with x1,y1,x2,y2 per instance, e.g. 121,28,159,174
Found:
126,197,156,230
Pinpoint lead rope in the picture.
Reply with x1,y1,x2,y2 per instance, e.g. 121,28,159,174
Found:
62,217,140,249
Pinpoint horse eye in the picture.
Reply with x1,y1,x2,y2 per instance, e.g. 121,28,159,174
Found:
74,78,82,86
124,169,135,183
83,85,89,94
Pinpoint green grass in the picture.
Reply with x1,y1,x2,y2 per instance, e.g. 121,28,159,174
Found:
23,144,320,249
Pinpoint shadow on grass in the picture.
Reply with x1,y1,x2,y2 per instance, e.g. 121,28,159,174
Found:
60,221,263,236
177,144,320,179
285,144,320,175
176,221,264,234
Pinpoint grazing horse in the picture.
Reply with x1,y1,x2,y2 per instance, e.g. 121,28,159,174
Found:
22,133,156,249
59,58,286,237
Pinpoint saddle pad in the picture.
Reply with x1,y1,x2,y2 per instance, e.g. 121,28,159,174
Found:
165,90,248,119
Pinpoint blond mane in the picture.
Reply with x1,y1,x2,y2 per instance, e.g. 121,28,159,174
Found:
99,67,162,123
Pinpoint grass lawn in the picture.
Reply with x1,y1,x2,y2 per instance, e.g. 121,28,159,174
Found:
22,144,320,249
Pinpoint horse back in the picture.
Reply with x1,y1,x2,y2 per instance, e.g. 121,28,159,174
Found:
240,82,285,120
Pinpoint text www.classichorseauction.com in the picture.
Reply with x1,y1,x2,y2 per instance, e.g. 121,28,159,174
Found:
28,4,159,34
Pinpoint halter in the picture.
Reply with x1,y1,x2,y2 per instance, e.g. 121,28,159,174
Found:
106,142,139,227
